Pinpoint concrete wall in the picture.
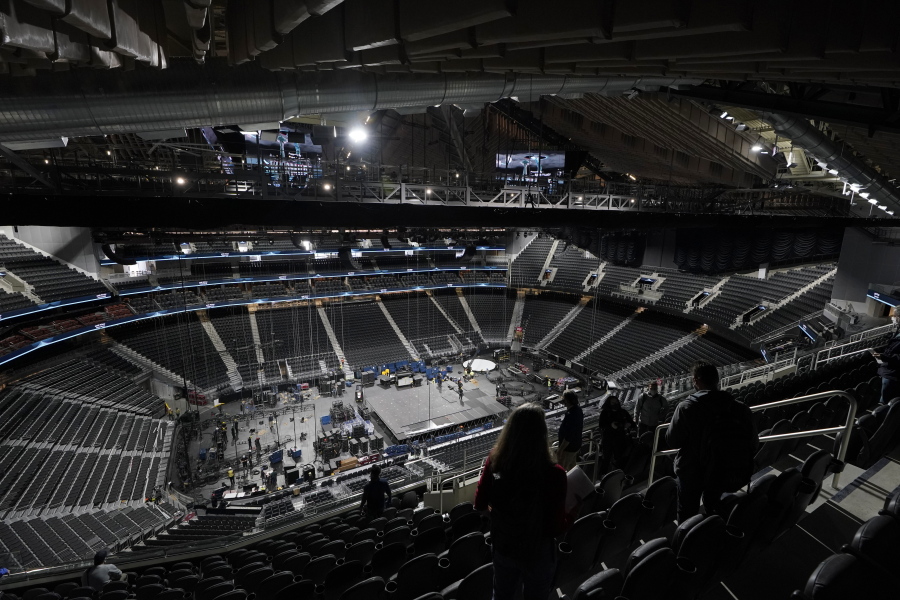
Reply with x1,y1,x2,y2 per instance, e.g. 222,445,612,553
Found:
832,227,900,312
6,226,100,275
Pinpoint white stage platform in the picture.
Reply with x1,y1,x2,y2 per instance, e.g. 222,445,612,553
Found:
464,358,497,373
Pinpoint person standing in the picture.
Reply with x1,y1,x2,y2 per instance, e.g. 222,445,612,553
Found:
255,437,262,455
458,379,464,404
556,391,583,471
874,312,900,404
227,467,235,488
666,362,758,523
248,436,253,450
597,396,633,475
474,403,569,600
359,465,392,519
634,382,668,438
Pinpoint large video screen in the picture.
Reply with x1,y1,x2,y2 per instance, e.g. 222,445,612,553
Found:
495,152,565,176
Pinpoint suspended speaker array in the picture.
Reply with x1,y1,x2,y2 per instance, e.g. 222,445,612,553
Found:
101,243,136,266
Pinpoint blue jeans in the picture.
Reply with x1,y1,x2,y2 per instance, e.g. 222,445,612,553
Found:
492,538,557,600
881,377,900,405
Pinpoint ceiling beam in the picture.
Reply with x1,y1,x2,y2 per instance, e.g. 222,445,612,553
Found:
669,86,900,136
0,144,58,192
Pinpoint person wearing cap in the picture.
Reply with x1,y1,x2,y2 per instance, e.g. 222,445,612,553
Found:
81,549,123,592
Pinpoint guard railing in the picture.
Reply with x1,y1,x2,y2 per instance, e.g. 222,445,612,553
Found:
648,390,858,490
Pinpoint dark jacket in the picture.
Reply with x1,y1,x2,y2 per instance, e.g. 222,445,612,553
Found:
877,333,900,380
361,478,391,515
474,456,568,559
635,392,667,427
558,404,584,453
599,406,633,440
666,389,757,480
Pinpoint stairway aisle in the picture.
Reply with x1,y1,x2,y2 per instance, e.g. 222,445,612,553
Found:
535,297,589,350
455,290,483,338
246,310,266,363
572,309,640,363
316,306,354,379
196,310,243,390
376,298,420,361
506,290,526,341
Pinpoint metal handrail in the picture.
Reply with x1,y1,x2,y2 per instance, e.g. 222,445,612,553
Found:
648,390,858,490
436,465,485,513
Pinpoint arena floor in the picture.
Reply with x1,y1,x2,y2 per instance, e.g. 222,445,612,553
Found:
182,353,595,503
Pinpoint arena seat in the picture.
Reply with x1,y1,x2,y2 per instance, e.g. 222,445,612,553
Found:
437,531,490,586
883,489,900,516
755,469,804,547
595,470,626,511
370,542,409,580
570,567,624,600
555,512,607,591
672,514,727,598
304,554,337,585
634,476,677,541
412,525,446,556
619,546,682,600
792,553,891,600
596,493,647,566
323,559,365,600
339,576,386,600
273,579,315,600
440,561,493,600
847,514,900,577
388,553,442,600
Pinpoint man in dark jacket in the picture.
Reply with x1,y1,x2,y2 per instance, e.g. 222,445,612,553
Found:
634,382,667,438
360,465,392,518
874,314,900,405
666,362,758,523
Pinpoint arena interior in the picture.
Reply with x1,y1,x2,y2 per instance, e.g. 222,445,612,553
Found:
0,1,899,599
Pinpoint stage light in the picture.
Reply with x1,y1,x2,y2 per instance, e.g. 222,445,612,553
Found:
719,111,728,118
868,198,879,204
455,173,460,178
323,183,332,191
735,123,748,131
878,205,887,210
888,211,895,215
238,241,249,253
426,188,432,195
346,166,351,171
828,169,838,175
44,159,49,164
268,238,275,245
751,145,762,152
627,174,636,180
179,242,192,255
348,128,367,143
176,177,186,185
106,150,111,156
785,152,797,168
860,192,870,199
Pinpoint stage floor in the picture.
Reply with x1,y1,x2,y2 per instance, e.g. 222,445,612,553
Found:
365,371,508,441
